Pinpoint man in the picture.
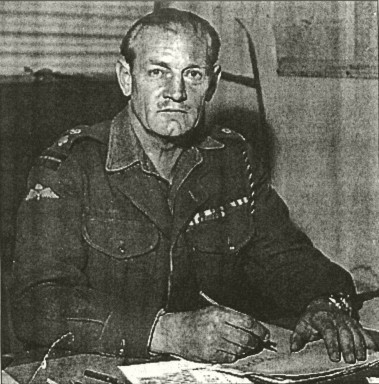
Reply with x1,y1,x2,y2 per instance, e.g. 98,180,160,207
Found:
12,8,375,364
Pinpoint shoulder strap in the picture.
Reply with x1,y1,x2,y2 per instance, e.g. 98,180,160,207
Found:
211,126,247,143
35,121,110,170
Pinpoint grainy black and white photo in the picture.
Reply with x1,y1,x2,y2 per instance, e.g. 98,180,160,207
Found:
1,1,378,383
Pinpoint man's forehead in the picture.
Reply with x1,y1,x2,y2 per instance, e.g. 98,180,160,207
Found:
134,25,210,65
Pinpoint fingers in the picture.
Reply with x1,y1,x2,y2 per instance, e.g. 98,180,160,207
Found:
216,320,268,361
337,322,355,363
203,328,254,363
362,329,378,351
345,318,366,362
221,336,253,356
341,320,377,361
290,330,306,353
214,349,238,364
200,307,271,363
212,306,270,343
291,319,319,352
222,325,259,352
311,312,371,364
312,313,341,362
332,316,373,364
225,316,270,341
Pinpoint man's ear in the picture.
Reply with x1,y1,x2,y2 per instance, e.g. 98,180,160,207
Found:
205,64,221,102
116,57,132,97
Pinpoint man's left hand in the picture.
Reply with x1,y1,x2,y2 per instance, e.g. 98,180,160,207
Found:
290,298,377,363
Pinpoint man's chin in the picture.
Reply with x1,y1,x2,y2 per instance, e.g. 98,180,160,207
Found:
152,124,194,139
155,121,193,137
164,125,210,148
147,114,207,148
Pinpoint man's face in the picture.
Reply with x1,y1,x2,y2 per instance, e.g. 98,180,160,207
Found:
125,27,219,137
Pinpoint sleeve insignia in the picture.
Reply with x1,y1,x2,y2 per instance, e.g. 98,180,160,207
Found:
25,183,60,201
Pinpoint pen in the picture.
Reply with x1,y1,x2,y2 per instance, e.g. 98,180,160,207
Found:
199,291,277,352
257,340,277,352
84,369,120,384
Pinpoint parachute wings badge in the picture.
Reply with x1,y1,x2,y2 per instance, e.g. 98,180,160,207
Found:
25,183,60,201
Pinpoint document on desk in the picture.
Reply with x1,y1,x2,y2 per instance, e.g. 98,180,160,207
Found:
118,360,251,383
213,323,379,383
119,324,379,384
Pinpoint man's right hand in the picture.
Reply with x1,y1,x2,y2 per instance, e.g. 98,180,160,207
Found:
150,305,270,363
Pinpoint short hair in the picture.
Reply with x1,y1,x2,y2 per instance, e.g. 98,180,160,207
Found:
120,8,221,68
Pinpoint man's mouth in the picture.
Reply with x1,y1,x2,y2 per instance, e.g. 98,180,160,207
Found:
158,109,188,114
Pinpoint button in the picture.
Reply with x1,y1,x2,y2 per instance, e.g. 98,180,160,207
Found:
118,240,126,254
229,245,235,251
70,128,81,135
221,128,232,134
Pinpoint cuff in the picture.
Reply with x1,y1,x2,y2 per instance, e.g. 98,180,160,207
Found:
147,308,166,356
99,306,162,358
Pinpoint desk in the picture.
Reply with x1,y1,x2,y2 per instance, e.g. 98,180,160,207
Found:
4,353,379,384
4,354,125,384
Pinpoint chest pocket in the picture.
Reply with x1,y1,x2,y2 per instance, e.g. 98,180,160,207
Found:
186,204,253,255
82,216,159,259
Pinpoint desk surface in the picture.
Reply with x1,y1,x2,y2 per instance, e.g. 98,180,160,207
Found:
4,353,379,384
5,354,125,384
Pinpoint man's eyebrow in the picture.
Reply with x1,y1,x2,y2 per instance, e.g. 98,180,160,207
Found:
147,60,206,71
184,64,204,70
148,60,171,69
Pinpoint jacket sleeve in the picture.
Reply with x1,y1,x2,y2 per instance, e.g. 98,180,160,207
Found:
11,150,152,358
243,147,356,319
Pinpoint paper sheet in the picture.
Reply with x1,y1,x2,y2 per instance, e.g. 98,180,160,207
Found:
118,323,379,384
1,371,19,384
212,323,379,383
118,360,251,384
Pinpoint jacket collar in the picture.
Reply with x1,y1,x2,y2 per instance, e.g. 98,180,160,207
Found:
105,105,224,173
105,106,143,172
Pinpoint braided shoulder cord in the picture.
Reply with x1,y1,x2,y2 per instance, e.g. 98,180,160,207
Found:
218,128,257,216
242,147,256,215
220,128,256,215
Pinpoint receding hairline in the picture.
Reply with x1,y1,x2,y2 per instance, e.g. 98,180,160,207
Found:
130,24,213,58
120,9,221,67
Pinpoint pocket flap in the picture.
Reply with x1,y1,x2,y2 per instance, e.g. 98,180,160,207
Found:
83,217,159,259
187,206,253,254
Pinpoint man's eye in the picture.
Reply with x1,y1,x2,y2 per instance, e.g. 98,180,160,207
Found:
185,70,203,81
148,69,164,78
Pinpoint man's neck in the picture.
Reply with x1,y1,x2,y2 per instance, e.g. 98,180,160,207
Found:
129,106,183,183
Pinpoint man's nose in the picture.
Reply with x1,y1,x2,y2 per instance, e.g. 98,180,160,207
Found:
163,75,187,102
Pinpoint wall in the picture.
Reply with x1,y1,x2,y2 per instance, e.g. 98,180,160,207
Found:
0,1,153,75
170,1,379,295
259,2,378,294
271,77,379,292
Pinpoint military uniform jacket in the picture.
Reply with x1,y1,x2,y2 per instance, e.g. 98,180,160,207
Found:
12,106,355,358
